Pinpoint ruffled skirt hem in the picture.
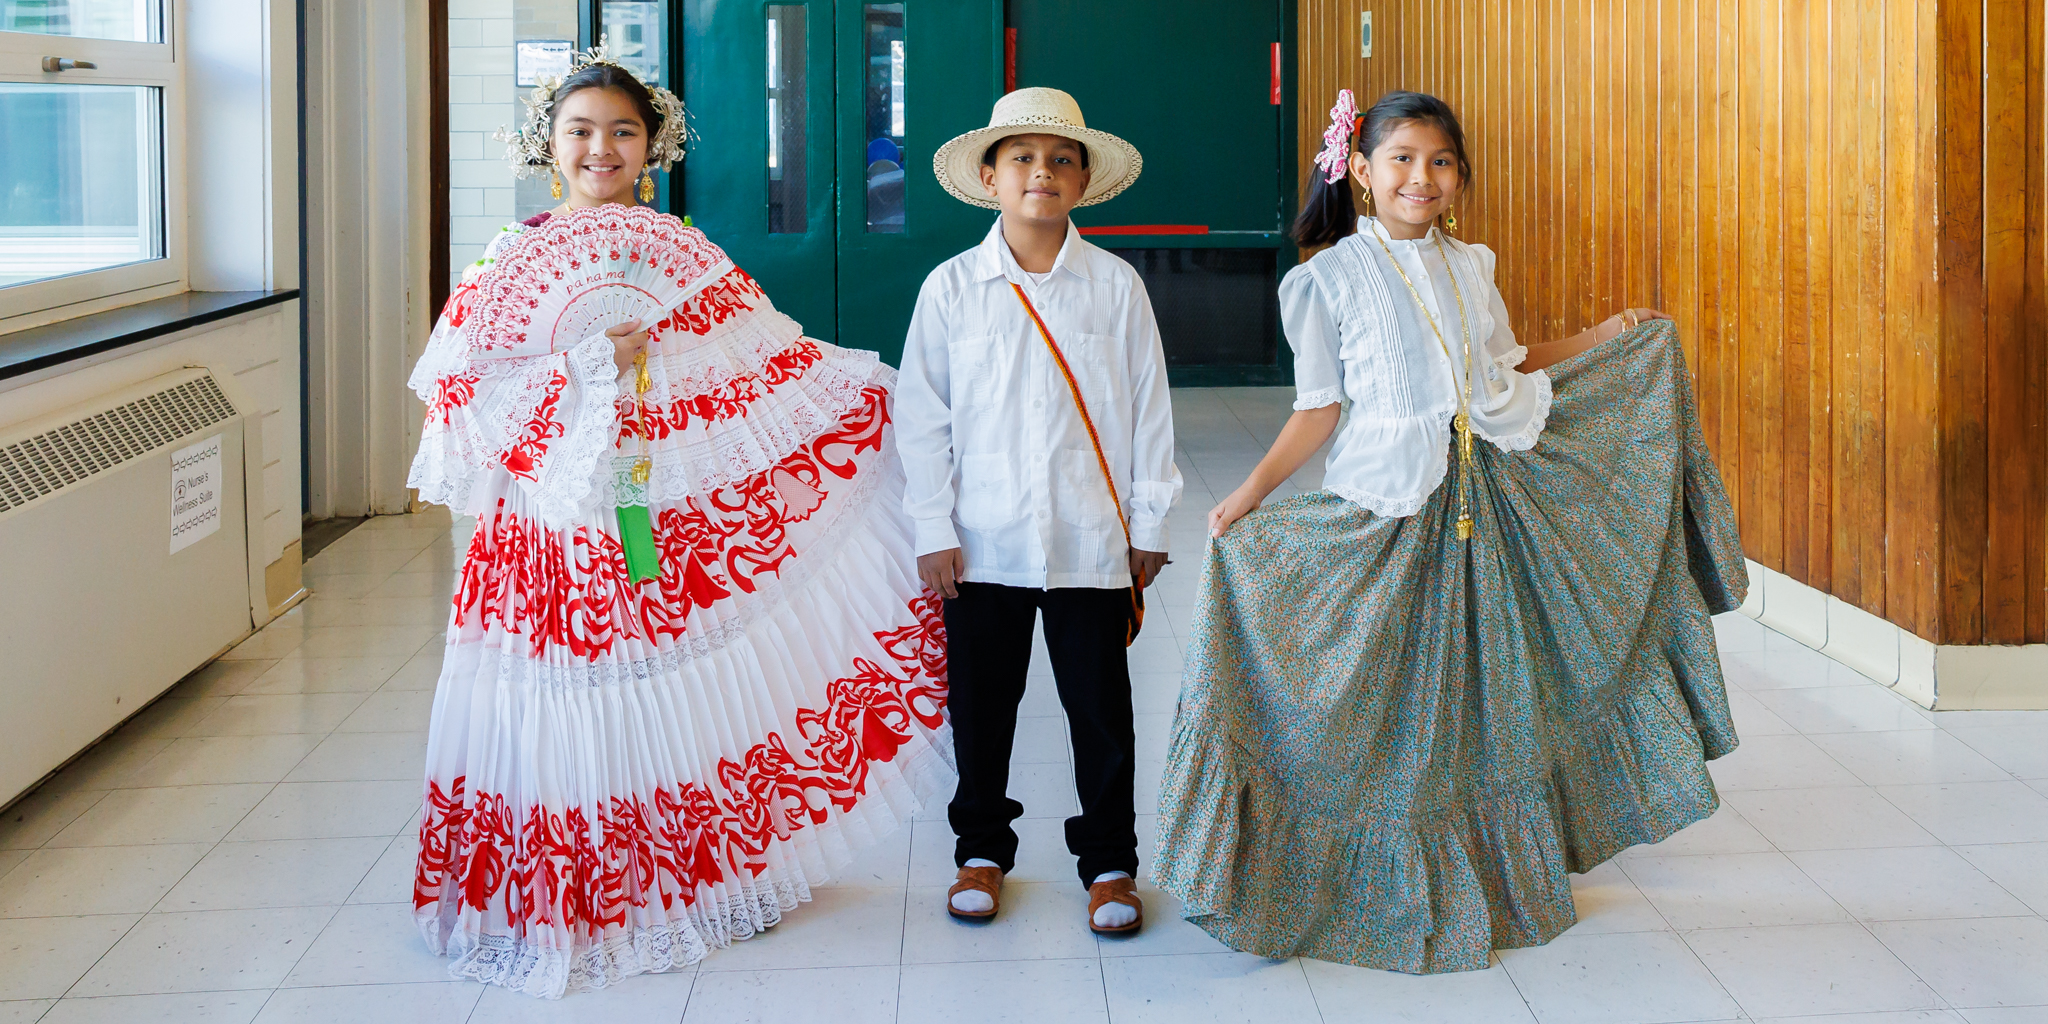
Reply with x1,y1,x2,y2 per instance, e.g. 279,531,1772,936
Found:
415,741,953,997
1156,647,1725,972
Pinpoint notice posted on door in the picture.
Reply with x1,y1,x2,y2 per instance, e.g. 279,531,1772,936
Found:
171,434,223,554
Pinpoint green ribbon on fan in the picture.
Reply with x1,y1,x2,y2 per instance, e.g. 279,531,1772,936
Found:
614,454,661,584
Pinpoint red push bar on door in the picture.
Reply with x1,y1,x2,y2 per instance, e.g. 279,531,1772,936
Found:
1005,28,1017,93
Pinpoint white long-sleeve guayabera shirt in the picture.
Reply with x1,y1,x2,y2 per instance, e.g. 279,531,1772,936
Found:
895,217,1182,590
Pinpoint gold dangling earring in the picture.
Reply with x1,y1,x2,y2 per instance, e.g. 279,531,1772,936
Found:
638,169,655,204
1444,203,1459,233
550,167,563,201
1363,188,1375,214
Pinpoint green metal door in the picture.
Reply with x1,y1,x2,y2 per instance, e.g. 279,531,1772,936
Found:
831,1,1003,363
676,0,1001,364
1012,0,1297,385
678,0,840,340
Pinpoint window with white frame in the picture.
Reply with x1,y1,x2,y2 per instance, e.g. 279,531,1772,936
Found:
0,0,183,325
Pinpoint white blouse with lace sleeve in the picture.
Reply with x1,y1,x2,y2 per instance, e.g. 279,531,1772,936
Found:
406,222,624,528
1278,218,1552,518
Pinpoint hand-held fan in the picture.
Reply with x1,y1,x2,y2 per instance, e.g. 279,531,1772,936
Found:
465,206,737,584
465,205,735,357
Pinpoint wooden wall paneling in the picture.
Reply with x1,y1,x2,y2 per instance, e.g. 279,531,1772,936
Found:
1765,0,1787,569
1739,0,1786,567
1884,0,1942,638
1781,0,1812,582
1801,0,1834,590
428,0,450,323
1630,0,1656,321
1541,0,1561,340
1661,0,1698,399
1833,0,1882,614
2029,0,2048,643
1523,0,1543,338
1982,0,2032,642
1570,0,1585,314
1586,0,1606,321
1697,0,1728,468
1939,0,1988,642
1608,0,1626,319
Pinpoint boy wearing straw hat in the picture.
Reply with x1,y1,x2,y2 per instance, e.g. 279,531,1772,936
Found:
896,87,1180,936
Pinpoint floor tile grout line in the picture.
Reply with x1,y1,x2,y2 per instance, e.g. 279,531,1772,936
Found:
1491,946,1548,1024
15,519,2040,1015
1710,615,2035,1019
21,515,452,1018
50,584,400,1001
1293,956,1331,1024
893,819,913,1024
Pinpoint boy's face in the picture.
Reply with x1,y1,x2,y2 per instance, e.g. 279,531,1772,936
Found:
978,134,1091,224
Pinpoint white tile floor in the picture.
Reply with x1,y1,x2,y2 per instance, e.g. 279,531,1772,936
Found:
3,387,2046,1023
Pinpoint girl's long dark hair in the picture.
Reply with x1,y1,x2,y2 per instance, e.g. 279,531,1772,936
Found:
1290,90,1473,248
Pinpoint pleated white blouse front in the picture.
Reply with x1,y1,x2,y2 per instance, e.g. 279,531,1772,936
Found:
1281,217,1552,517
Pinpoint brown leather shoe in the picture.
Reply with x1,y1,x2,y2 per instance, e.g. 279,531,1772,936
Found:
1087,876,1143,935
947,864,1003,921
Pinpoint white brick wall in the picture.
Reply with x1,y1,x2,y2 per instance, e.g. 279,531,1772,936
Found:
447,1,581,292
447,7,516,284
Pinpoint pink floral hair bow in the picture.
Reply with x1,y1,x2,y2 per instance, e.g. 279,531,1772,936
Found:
1315,89,1360,184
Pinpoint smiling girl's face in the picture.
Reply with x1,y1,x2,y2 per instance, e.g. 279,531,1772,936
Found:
551,86,649,208
1352,119,1463,239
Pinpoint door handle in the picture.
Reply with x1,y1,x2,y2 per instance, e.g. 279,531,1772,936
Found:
41,57,99,72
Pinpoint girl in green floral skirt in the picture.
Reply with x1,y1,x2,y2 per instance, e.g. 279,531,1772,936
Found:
1153,89,1747,972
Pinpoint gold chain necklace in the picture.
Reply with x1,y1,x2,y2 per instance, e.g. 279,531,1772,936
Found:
1370,224,1477,542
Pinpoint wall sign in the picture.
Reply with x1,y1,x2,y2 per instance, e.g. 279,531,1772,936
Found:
170,434,223,554
517,39,574,87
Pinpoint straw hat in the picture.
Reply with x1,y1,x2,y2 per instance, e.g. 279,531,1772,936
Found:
933,87,1143,209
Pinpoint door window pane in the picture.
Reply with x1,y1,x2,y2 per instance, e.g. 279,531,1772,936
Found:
600,0,664,87
0,84,163,289
601,0,668,208
507,0,582,228
766,4,806,234
861,3,904,234
0,0,161,42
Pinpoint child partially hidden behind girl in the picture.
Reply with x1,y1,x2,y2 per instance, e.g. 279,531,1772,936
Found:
1153,90,1749,970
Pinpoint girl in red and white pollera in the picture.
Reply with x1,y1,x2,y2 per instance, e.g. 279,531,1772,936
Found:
405,45,949,998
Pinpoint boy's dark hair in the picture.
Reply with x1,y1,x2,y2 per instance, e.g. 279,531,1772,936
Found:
1290,90,1471,248
981,134,1092,169
546,63,664,149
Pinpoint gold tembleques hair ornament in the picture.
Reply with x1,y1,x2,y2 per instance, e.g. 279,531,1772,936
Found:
495,38,692,180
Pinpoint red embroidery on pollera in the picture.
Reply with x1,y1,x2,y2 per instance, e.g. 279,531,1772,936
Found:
410,594,950,936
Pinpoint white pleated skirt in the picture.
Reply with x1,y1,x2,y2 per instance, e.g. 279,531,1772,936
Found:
410,384,952,998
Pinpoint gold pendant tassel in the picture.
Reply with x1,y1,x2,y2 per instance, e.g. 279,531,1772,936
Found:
631,352,653,484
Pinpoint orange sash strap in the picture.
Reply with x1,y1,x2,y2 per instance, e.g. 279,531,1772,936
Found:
1009,281,1145,645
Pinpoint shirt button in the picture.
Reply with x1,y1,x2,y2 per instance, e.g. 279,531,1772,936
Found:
1036,510,1049,519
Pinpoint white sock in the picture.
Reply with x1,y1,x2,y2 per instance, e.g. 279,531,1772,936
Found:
1090,871,1137,929
951,858,1000,914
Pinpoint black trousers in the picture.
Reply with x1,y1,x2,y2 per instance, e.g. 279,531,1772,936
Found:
944,581,1138,885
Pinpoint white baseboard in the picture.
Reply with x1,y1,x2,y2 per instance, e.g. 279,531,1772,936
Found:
1739,559,2048,710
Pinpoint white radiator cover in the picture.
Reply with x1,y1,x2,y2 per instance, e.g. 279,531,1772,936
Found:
0,369,252,804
